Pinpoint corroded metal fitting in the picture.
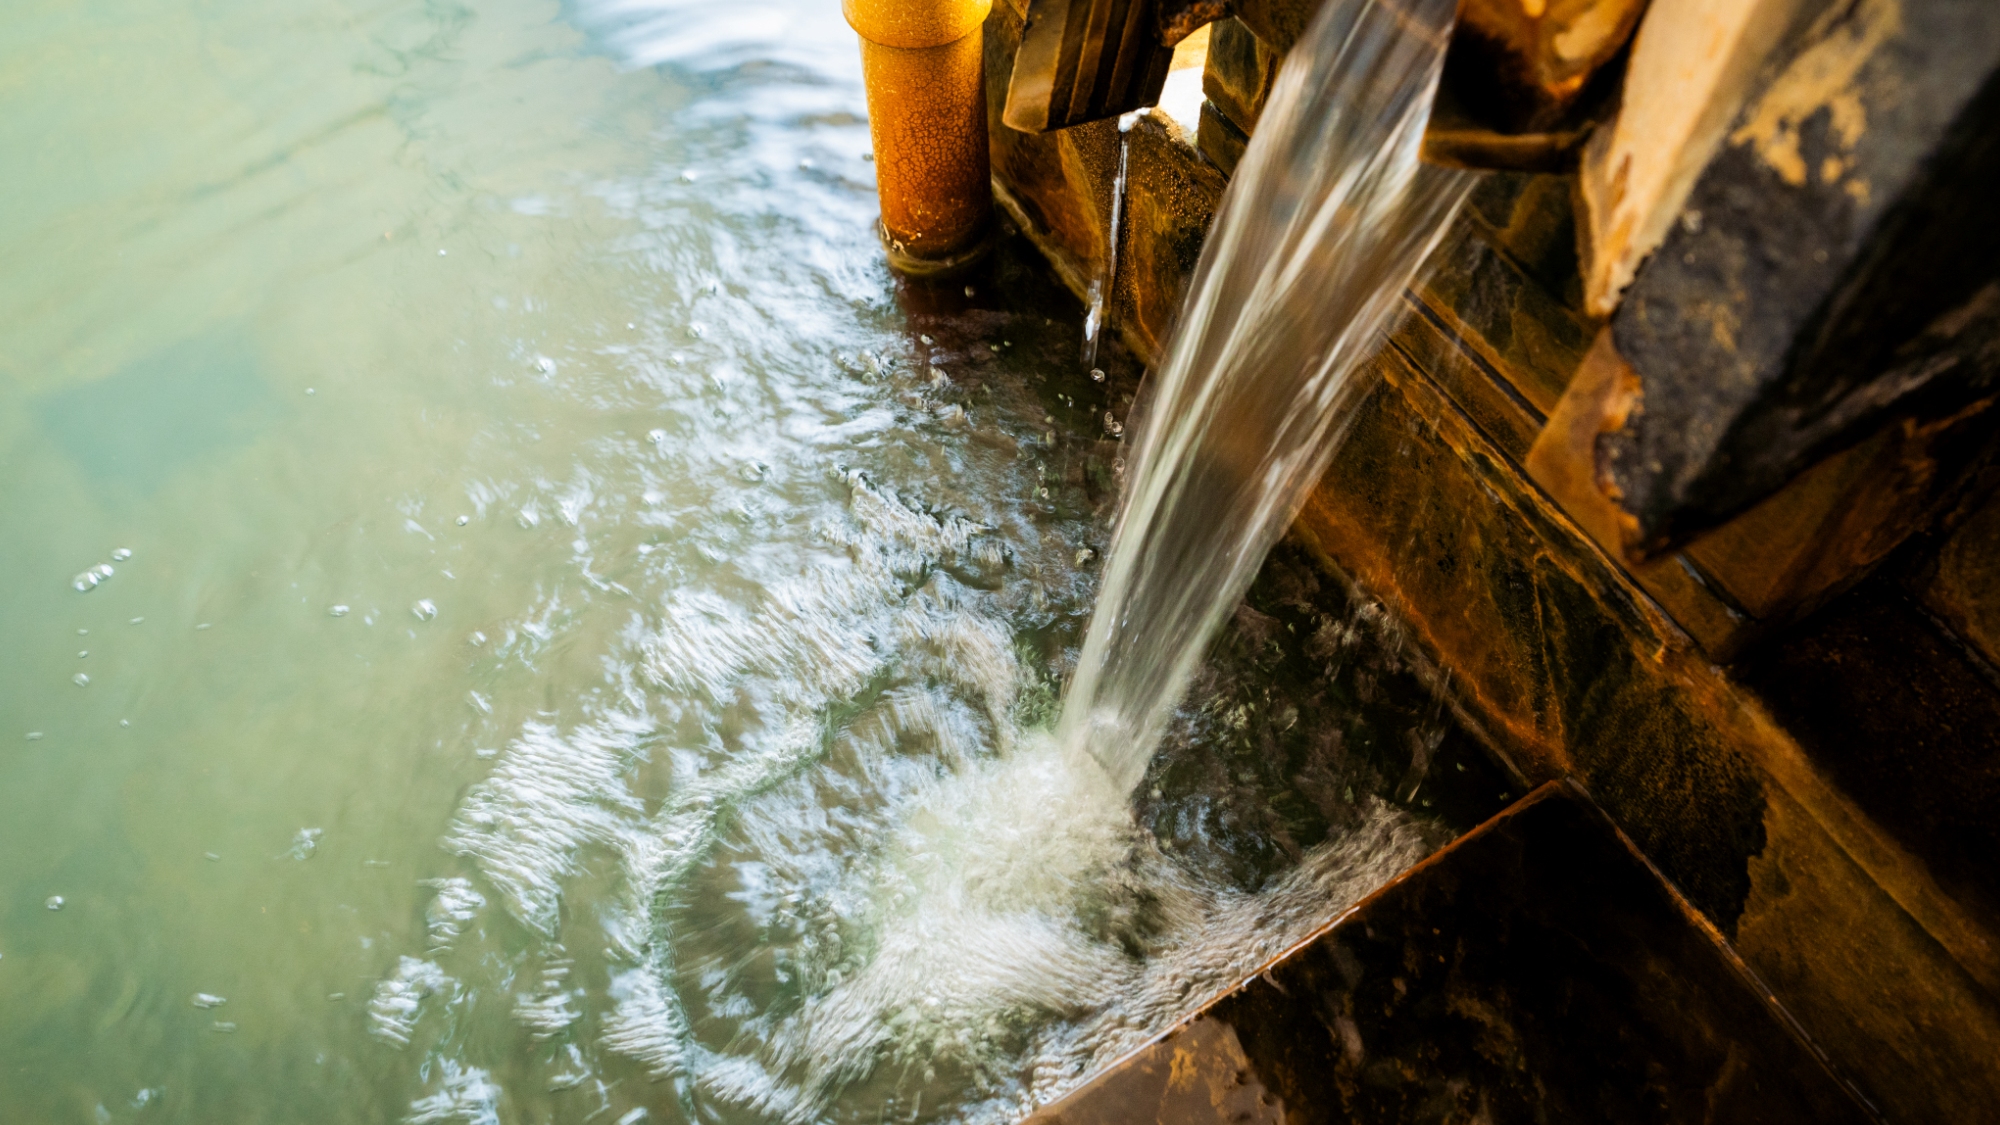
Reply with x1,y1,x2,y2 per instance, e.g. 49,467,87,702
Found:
845,0,997,276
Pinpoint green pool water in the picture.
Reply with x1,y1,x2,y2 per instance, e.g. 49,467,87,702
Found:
0,3,1501,1122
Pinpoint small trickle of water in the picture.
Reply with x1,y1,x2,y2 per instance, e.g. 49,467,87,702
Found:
1060,0,1475,790
1081,111,1142,371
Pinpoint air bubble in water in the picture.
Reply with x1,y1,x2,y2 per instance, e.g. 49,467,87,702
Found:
192,993,227,1009
287,828,323,860
456,515,470,526
534,356,556,375
111,548,132,561
45,896,63,911
73,673,89,687
329,605,350,617
412,600,438,621
469,631,487,647
25,732,42,741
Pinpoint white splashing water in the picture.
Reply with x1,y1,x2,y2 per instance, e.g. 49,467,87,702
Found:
1058,0,1476,792
405,1059,503,1125
369,957,452,1049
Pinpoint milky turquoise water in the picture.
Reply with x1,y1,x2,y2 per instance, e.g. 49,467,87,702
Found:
0,3,1503,1122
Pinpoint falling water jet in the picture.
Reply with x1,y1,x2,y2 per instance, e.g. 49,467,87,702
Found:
1058,0,1476,791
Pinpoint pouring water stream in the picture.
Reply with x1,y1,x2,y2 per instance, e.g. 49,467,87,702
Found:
1059,0,1475,791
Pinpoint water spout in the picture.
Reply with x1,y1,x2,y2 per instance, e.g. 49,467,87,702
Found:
1058,0,1476,790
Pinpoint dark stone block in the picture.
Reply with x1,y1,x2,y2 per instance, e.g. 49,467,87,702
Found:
1194,99,1248,177
1200,16,1279,136
1605,0,2000,554
1029,784,1874,1125
1230,0,1323,56
1740,577,2000,950
1411,218,1597,418
1463,172,1588,312
1299,347,1770,933
1911,475,2000,670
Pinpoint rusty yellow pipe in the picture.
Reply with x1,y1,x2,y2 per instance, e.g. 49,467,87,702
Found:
844,0,995,276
